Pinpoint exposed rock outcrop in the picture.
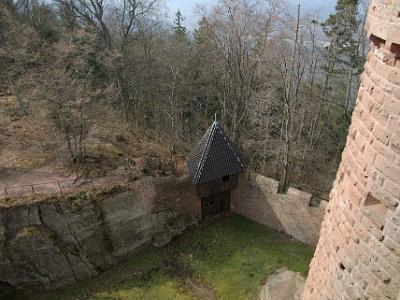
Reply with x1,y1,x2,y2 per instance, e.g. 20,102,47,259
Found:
260,267,305,300
0,176,200,290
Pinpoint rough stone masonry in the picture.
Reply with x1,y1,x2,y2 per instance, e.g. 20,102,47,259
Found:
231,173,327,246
0,176,200,290
302,1,400,299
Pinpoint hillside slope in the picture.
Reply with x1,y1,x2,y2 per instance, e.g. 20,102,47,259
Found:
0,92,188,199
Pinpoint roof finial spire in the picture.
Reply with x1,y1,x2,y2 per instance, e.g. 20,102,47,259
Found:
214,113,217,123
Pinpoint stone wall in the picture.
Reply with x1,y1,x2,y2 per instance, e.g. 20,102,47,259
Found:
231,173,327,245
0,176,200,290
302,1,400,299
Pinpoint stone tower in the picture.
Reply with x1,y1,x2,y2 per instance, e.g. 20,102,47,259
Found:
302,1,400,299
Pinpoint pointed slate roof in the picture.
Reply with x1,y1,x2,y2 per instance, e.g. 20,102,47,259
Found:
187,121,245,184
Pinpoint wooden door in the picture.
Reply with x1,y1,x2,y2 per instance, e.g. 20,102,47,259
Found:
219,191,230,212
201,191,231,219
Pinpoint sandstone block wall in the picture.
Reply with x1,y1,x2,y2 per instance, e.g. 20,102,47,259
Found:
0,176,200,290
231,173,327,245
303,1,400,299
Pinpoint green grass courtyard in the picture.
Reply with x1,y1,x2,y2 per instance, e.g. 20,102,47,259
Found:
13,215,314,300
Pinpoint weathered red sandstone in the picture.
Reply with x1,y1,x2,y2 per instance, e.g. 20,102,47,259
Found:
231,173,327,246
0,176,200,290
302,1,400,299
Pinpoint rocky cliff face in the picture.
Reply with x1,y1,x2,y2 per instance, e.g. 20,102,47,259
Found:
0,176,200,290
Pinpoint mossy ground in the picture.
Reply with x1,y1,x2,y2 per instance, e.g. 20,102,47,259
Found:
13,215,314,300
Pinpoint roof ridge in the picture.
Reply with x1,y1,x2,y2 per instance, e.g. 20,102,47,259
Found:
193,122,217,183
219,126,245,169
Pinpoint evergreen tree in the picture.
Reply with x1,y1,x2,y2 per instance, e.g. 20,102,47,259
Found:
322,0,362,70
320,0,364,114
193,16,209,45
173,9,186,40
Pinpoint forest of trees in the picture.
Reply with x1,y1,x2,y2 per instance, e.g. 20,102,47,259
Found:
0,0,368,196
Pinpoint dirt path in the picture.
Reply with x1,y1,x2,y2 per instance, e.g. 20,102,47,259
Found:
0,165,74,189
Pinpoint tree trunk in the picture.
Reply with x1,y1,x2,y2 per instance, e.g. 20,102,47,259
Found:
278,1,300,194
278,107,290,194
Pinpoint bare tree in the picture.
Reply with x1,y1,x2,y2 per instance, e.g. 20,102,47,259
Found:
204,0,281,143
274,1,301,193
56,0,161,120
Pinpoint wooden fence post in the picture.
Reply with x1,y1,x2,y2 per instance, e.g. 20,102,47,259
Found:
58,181,62,194
4,187,8,201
